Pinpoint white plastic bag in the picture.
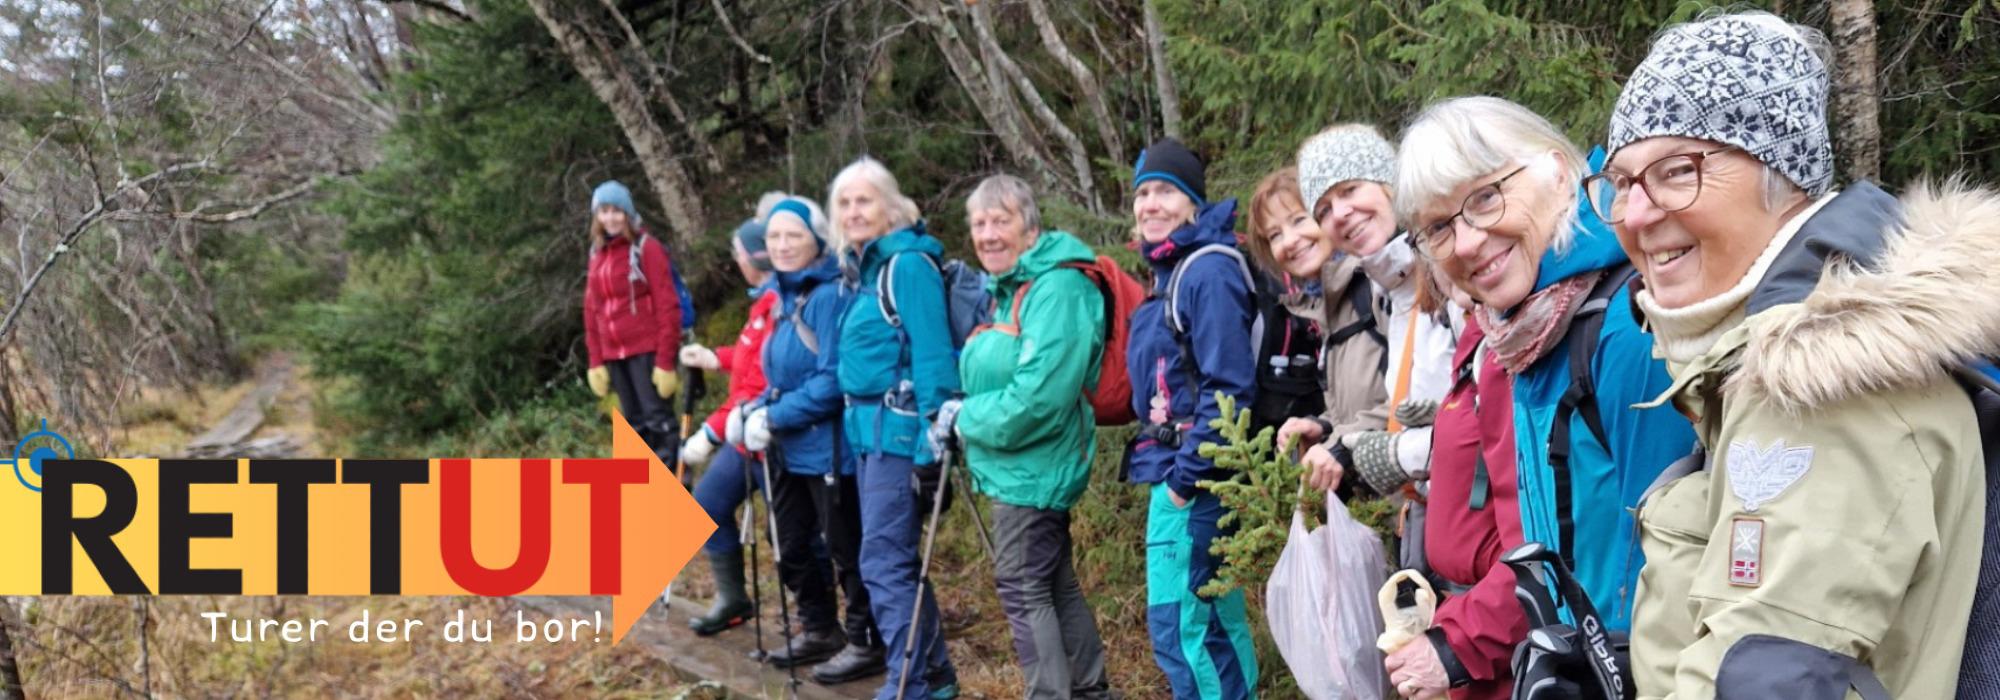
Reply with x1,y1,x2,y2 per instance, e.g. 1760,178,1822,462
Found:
1265,493,1392,700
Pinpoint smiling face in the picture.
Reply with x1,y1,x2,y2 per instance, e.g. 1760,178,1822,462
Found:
1312,180,1397,257
594,205,630,238
1606,136,1802,309
834,180,892,247
765,217,819,273
1416,156,1568,311
1258,196,1334,279
1132,180,1197,244
968,204,1037,274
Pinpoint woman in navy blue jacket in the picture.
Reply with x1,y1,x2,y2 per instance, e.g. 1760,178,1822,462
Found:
733,195,884,682
1123,139,1261,699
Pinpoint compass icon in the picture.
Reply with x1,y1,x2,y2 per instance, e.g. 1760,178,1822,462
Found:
6,419,71,493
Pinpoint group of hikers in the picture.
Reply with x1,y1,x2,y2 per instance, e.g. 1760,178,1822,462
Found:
580,11,2000,700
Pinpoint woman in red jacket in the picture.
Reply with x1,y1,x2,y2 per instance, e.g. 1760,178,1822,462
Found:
583,180,684,462
679,213,784,636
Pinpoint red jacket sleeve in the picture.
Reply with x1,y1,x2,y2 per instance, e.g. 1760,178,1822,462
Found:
703,289,778,437
1429,348,1529,683
642,237,682,370
583,252,605,368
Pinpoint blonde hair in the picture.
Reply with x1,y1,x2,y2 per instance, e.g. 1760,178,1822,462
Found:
828,156,921,260
1395,96,1585,253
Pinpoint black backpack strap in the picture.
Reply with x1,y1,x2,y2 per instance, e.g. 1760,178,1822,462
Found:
1325,268,1388,372
1546,263,1639,571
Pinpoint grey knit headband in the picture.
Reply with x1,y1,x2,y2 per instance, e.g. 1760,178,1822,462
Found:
1297,126,1397,211
1608,13,1833,196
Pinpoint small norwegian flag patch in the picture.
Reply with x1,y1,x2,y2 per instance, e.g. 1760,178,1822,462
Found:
1729,518,1764,587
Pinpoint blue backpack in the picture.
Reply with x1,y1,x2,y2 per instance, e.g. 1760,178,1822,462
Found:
876,251,991,352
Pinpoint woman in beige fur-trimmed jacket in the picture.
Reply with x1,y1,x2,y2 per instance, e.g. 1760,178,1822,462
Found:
1598,12,1988,700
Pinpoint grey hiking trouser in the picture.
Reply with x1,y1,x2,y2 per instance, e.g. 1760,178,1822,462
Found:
992,503,1109,700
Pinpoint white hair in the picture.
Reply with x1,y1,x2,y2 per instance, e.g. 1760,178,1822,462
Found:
828,156,921,260
966,174,1042,234
1396,96,1585,253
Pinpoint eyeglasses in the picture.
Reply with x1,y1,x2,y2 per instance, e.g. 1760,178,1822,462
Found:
1412,164,1529,259
1582,146,1737,224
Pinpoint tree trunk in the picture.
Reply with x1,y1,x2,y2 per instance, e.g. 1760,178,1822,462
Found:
1024,0,1125,165
526,0,705,246
598,0,724,174
1830,0,1881,181
907,0,1058,182
0,597,23,700
1141,0,1182,141
967,1,1098,210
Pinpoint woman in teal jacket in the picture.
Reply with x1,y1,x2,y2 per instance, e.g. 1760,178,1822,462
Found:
1384,96,1696,696
931,174,1110,699
832,156,960,700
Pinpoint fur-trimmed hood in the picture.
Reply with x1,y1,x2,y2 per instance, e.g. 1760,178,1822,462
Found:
1735,180,2000,412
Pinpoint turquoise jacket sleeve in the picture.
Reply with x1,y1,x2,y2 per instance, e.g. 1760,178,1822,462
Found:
959,271,1104,452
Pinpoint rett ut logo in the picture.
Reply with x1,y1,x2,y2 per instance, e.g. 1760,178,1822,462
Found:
0,411,713,643
3,419,73,493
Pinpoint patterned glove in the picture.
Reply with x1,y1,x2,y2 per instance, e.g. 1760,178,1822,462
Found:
1344,430,1412,496
1394,399,1441,429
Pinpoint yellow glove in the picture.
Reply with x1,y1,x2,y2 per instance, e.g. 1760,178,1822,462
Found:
652,366,678,399
587,366,611,397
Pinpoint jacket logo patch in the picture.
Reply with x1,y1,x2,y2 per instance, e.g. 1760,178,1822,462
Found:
1725,439,1813,512
1729,517,1763,587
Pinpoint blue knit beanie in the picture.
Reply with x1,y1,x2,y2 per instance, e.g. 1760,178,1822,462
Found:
591,181,641,227
765,198,826,253
1133,138,1208,205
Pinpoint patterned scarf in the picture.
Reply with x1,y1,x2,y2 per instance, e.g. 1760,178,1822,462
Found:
1474,270,1604,375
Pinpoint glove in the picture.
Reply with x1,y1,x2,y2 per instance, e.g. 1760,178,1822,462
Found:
926,398,964,460
679,344,720,371
1346,430,1412,495
652,367,679,399
1394,398,1441,429
911,465,952,515
586,366,611,397
1376,569,1439,653
743,409,771,452
1385,635,1451,699
725,405,746,447
680,427,718,468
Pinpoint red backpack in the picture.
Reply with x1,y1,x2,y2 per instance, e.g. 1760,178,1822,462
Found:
978,256,1144,426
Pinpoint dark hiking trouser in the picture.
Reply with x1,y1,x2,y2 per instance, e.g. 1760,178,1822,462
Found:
859,451,957,699
992,503,1109,700
769,467,842,634
694,446,762,554
605,352,679,463
794,467,878,646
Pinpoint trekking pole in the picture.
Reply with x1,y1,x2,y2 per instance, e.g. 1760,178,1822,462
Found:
759,443,802,698
947,457,996,562
661,366,709,615
895,445,954,700
743,446,770,667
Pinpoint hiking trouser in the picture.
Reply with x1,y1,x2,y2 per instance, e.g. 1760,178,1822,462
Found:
810,469,878,646
770,467,841,634
859,451,957,699
1145,483,1258,700
992,503,1109,700
605,352,678,463
694,446,763,554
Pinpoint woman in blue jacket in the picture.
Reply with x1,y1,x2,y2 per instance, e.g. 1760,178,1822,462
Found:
1382,96,1696,696
831,156,960,700
733,194,886,682
1123,138,1260,700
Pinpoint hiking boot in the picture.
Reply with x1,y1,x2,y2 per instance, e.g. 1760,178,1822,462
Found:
810,643,886,684
926,682,960,700
765,627,844,669
687,550,754,637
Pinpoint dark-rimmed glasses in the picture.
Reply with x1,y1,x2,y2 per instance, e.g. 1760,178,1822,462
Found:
1582,146,1738,224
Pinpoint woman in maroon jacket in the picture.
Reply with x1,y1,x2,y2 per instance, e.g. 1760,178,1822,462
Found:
582,180,685,461
1386,311,1527,699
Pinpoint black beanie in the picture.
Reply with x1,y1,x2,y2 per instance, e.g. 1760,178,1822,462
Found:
1132,138,1207,205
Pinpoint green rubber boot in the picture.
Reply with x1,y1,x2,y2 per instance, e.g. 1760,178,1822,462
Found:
688,549,754,637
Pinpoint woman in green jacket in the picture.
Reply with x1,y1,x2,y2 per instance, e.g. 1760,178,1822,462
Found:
931,174,1110,699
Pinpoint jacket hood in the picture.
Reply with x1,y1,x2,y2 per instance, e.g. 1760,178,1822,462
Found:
777,254,841,294
1735,180,2000,412
998,230,1097,287
1141,198,1240,271
1532,149,1627,293
846,221,942,277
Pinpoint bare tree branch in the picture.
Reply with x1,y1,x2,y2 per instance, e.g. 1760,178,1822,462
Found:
373,0,470,23
595,0,722,173
710,0,772,65
967,0,1098,210
1141,0,1182,140
1024,0,1125,165
175,175,329,223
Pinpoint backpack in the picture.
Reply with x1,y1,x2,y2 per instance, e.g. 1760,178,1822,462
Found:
974,256,1146,426
1543,262,1640,573
1251,271,1327,431
877,251,992,352
1954,361,2000,698
1165,244,1266,398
